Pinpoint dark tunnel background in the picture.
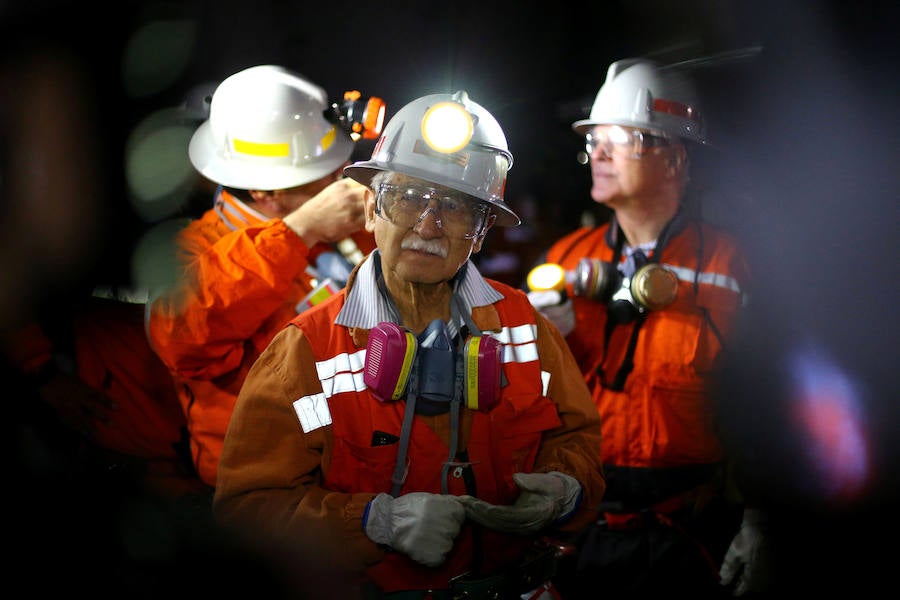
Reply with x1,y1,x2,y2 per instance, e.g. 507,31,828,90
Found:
2,0,898,595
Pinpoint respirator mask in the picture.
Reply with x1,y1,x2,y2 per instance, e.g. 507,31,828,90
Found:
574,253,678,323
363,319,503,414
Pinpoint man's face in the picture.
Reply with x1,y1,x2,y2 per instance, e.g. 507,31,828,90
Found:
273,176,336,216
584,125,682,206
364,174,490,287
250,173,338,219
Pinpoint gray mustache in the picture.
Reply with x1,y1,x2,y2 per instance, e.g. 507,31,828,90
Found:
401,237,448,258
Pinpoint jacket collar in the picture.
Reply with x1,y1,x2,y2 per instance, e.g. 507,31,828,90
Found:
214,187,269,231
335,250,503,331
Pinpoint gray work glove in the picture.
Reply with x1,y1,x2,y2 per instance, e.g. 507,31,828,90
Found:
719,508,771,596
363,492,466,567
527,290,575,337
458,471,582,535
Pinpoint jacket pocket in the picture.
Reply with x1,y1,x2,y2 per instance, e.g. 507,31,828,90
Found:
327,435,398,494
488,395,562,493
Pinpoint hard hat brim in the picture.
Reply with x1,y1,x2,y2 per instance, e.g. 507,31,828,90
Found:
188,121,353,190
344,161,521,227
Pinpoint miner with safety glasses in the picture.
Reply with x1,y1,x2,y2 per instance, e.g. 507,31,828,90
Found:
213,91,605,599
526,58,765,597
147,65,386,490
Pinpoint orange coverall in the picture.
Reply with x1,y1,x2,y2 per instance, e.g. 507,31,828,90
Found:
545,215,749,495
147,188,376,487
542,214,750,595
214,256,605,596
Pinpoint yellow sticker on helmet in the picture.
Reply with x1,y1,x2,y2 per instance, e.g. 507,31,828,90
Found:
321,127,335,150
232,138,290,157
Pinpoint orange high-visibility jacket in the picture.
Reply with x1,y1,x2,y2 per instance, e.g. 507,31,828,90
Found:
147,188,376,486
214,257,605,594
545,218,749,473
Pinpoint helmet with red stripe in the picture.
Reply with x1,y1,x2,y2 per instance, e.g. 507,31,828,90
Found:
572,58,707,145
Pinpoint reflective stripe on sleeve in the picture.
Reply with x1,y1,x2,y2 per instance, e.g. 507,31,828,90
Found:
664,263,742,295
293,393,332,433
502,341,538,365
541,370,550,397
491,323,538,345
487,324,539,366
316,349,366,380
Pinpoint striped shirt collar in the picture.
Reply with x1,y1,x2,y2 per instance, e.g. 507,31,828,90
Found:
336,250,503,332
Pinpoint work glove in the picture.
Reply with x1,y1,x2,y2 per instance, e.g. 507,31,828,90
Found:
719,508,770,596
527,290,575,337
458,471,582,535
363,492,466,567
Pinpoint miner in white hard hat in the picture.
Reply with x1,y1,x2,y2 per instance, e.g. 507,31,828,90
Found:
528,58,763,598
147,65,385,488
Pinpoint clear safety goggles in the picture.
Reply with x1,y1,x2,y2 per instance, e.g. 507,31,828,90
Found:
585,125,672,159
375,183,491,240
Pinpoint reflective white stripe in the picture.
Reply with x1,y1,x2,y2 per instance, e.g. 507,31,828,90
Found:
485,324,539,365
293,393,332,433
323,370,366,397
214,192,268,231
315,350,366,380
490,323,537,345
503,341,539,365
315,350,368,398
664,263,742,295
541,370,550,396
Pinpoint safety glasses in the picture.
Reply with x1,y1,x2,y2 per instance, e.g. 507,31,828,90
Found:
375,183,491,240
585,125,672,159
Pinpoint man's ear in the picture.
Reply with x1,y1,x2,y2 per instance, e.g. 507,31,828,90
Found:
667,145,687,175
364,188,377,232
471,213,497,253
248,189,280,211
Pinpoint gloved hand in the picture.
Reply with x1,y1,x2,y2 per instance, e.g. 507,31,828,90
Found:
363,492,466,567
458,471,582,534
527,290,575,337
719,508,770,596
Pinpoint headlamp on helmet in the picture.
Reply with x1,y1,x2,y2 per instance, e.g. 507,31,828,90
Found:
421,100,475,154
342,90,521,227
326,90,386,142
188,65,368,190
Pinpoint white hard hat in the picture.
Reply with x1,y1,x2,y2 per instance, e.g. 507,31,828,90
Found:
344,90,520,227
573,58,707,145
188,65,354,190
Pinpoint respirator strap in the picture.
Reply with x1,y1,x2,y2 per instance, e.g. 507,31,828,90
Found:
595,219,654,391
452,293,483,337
440,293,479,494
390,369,419,498
608,315,646,391
440,393,463,495
597,311,642,392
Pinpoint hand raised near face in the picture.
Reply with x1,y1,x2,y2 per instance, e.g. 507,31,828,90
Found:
282,178,369,246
